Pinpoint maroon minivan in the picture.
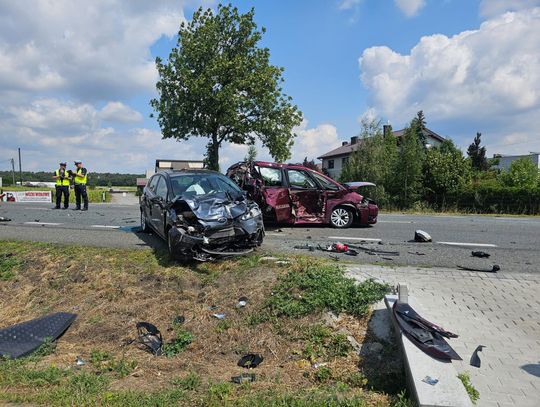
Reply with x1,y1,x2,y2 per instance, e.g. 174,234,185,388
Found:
226,161,378,228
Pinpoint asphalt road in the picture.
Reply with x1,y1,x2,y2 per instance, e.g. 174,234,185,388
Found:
1,202,539,274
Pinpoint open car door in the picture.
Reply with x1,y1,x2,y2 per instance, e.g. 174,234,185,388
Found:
285,169,325,223
255,165,294,223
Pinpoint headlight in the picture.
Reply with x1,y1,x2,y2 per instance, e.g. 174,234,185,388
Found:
241,206,261,220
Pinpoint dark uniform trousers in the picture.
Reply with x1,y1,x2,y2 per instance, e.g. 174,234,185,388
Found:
75,184,88,210
55,186,70,209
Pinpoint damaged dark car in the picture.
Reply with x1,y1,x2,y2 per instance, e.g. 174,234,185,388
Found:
227,161,378,228
140,170,264,261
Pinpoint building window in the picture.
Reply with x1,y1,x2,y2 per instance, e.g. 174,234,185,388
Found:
342,157,349,166
328,159,334,169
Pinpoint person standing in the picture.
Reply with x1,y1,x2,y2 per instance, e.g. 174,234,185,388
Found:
53,162,70,209
72,160,89,211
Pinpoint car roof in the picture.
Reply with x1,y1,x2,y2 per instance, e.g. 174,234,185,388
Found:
157,169,220,177
252,161,311,171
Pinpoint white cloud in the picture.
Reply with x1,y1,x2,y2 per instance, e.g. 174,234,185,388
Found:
338,0,362,10
359,8,540,154
394,0,426,17
0,0,187,101
99,102,143,123
479,0,540,18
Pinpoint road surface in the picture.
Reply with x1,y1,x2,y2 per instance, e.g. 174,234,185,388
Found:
1,202,539,274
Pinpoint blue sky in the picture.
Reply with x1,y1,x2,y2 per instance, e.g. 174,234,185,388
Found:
0,0,539,173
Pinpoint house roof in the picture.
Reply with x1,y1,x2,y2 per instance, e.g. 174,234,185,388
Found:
317,128,446,159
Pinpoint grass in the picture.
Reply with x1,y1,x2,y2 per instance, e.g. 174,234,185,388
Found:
0,240,406,407
458,372,480,404
0,253,23,280
252,258,390,322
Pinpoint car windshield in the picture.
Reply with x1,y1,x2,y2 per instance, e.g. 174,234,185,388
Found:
170,173,243,199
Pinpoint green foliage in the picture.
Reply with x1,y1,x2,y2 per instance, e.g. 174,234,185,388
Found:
257,260,389,321
245,144,258,162
171,372,201,391
467,132,489,171
423,139,471,204
392,119,425,207
0,171,142,187
89,349,111,365
392,390,415,407
0,359,67,387
499,157,539,189
411,110,427,147
313,366,333,383
458,372,480,404
0,253,23,281
162,325,194,357
215,319,232,333
89,349,137,378
151,4,302,170
33,337,56,357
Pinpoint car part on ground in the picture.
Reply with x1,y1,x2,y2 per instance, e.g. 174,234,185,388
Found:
414,230,432,242
231,373,256,384
471,251,490,258
0,216,11,222
457,264,500,273
470,345,486,368
238,353,264,368
0,312,77,359
226,161,378,228
140,170,265,261
392,301,461,361
136,322,163,356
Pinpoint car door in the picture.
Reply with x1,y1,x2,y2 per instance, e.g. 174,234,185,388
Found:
152,176,169,238
255,165,293,223
286,169,324,222
142,175,160,229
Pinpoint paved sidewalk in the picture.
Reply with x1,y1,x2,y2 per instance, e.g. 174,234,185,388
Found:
347,265,540,407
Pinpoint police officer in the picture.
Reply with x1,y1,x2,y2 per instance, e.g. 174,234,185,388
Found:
72,160,89,211
53,162,70,209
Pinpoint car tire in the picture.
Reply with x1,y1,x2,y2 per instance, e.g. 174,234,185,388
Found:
166,228,176,260
330,206,354,229
140,209,150,233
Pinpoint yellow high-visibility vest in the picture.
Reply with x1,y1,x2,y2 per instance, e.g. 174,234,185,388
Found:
55,170,70,186
74,168,87,185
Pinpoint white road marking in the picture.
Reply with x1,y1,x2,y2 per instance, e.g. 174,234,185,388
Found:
436,241,497,248
266,232,287,236
328,236,382,242
91,225,121,229
24,222,63,226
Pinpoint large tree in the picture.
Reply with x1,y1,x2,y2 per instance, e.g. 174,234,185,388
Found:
467,132,489,171
151,5,302,171
499,157,539,189
411,110,427,147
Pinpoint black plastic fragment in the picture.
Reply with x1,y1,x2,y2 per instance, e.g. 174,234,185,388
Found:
0,216,11,222
238,353,264,368
470,345,486,368
136,322,163,356
173,316,185,325
457,265,500,273
0,312,77,359
471,251,490,258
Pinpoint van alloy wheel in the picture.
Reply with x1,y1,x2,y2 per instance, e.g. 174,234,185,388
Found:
330,207,353,228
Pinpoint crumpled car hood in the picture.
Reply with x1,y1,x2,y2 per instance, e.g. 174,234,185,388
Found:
173,192,248,222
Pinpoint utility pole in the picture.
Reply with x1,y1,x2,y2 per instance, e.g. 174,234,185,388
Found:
18,148,22,185
10,158,15,186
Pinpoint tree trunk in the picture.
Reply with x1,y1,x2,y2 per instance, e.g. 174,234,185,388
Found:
205,134,220,172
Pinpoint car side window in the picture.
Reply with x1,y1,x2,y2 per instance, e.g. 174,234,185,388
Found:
287,170,317,189
311,172,340,191
148,176,160,193
155,177,168,200
257,166,283,187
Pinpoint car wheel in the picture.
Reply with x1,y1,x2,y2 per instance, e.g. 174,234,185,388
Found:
140,209,150,233
166,228,176,260
330,207,354,229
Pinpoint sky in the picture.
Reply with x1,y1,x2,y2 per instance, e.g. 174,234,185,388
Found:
0,0,539,174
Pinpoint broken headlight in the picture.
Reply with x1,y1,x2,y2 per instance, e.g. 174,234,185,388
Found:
241,206,261,221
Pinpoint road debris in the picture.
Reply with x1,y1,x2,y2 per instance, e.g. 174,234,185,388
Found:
0,216,11,222
136,322,163,356
76,356,86,366
348,245,400,256
414,230,432,242
470,345,486,368
294,244,315,251
173,315,185,325
237,296,248,308
457,265,500,273
212,313,226,320
408,251,426,256
0,312,77,359
393,301,461,360
231,373,256,384
422,376,439,385
471,251,490,258
238,353,264,368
